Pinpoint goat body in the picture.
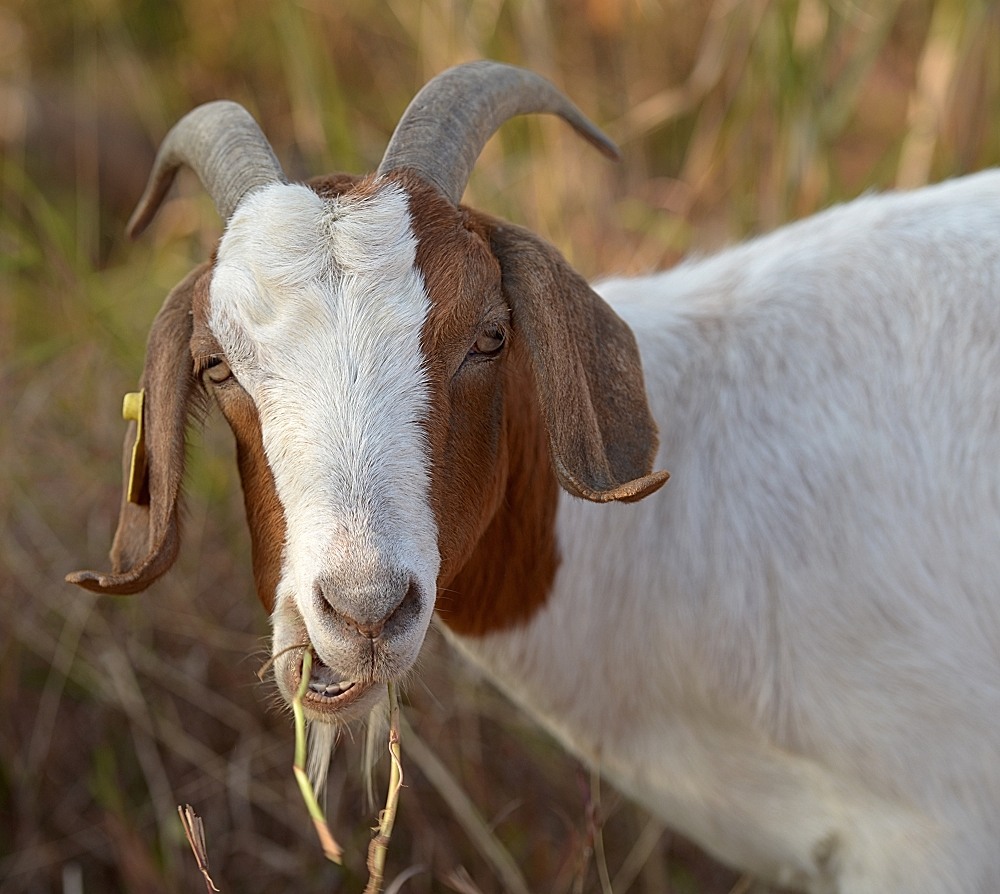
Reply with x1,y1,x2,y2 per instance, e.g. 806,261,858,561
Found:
69,65,1000,893
449,171,1000,892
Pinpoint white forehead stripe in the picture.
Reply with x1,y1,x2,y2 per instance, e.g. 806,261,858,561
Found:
207,180,439,608
210,182,428,370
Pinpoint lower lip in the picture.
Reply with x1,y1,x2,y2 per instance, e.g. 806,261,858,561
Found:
293,669,375,714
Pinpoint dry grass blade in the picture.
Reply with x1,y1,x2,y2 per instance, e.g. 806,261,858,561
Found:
177,805,220,893
292,649,344,864
896,0,963,188
401,718,531,894
364,681,404,894
441,866,487,894
610,817,665,893
383,864,428,894
589,768,614,894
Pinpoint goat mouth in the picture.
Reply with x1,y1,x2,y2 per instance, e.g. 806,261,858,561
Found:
291,650,374,715
308,660,356,699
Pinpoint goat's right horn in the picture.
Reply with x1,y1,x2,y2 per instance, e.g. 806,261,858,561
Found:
127,100,287,239
377,61,620,205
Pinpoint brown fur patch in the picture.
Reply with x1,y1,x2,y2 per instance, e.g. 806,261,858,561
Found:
441,343,562,635
212,385,287,614
305,172,367,199
395,171,666,634
394,173,561,634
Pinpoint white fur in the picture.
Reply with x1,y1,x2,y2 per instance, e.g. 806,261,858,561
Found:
447,171,1000,893
209,181,440,687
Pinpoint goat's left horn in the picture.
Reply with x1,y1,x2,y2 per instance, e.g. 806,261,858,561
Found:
377,61,620,205
127,100,287,239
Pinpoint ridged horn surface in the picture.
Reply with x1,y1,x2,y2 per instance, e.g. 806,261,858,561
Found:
377,61,619,204
127,100,287,238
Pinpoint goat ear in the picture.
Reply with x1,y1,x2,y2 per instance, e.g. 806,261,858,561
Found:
67,264,209,594
489,222,669,503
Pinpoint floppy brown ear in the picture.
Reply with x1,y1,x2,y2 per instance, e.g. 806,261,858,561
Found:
488,221,669,503
67,263,210,593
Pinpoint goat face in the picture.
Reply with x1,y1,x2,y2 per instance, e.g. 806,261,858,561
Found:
68,63,668,722
205,178,444,718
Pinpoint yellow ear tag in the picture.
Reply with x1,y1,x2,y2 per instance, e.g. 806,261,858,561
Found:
122,389,147,504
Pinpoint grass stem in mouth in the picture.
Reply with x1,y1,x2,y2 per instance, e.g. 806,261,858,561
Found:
288,650,404,888
256,640,310,682
292,648,344,864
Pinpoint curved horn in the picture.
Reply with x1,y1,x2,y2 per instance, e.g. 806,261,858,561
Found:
127,100,287,239
377,61,620,204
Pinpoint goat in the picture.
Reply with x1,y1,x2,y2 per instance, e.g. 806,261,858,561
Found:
69,61,1000,893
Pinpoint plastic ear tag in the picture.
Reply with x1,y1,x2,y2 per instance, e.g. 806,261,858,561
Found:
122,389,148,505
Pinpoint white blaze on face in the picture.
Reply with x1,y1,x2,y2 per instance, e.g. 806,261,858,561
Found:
207,181,440,668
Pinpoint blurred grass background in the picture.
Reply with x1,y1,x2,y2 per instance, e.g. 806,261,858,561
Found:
2,1,999,892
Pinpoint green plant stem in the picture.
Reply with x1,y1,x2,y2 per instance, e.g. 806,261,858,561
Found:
292,649,343,864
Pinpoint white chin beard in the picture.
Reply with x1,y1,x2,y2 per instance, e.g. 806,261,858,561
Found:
306,721,337,796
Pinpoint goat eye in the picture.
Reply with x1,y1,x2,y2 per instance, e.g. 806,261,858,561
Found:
201,356,233,385
469,326,505,359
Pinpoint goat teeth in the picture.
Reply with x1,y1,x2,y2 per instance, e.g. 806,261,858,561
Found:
307,678,355,698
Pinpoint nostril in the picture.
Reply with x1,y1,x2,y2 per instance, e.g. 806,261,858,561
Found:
312,575,421,641
386,578,421,634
